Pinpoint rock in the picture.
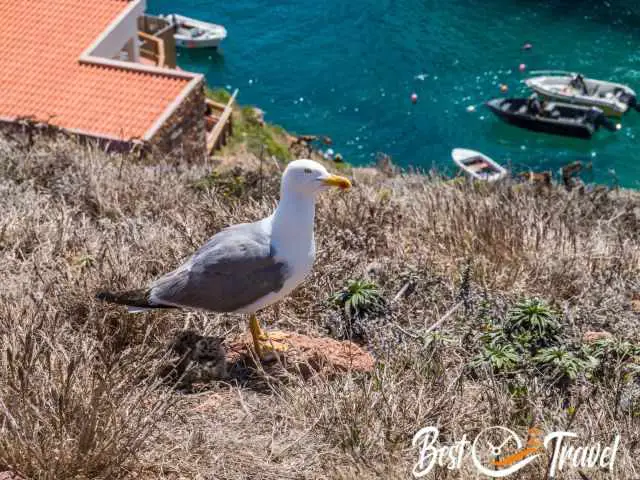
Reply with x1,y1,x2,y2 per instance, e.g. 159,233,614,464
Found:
226,332,375,379
286,134,319,148
285,133,299,147
297,134,318,143
582,331,614,344
375,152,397,176
518,171,552,186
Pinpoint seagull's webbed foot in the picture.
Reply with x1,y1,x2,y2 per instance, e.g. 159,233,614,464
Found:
249,314,290,359
258,334,289,355
258,330,289,342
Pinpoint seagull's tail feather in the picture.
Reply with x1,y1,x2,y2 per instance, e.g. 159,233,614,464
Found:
95,288,175,310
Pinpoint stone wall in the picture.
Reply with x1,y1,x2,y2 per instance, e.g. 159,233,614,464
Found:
0,79,208,162
148,79,207,162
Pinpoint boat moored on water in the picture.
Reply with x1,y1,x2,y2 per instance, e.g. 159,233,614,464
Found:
486,96,619,139
525,72,638,117
451,148,507,182
163,14,227,49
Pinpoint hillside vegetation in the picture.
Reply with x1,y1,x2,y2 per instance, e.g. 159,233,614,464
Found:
0,136,639,479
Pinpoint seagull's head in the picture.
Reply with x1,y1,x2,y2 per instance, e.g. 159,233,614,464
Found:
281,159,351,196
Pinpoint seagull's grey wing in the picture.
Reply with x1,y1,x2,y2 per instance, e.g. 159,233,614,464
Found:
150,222,288,312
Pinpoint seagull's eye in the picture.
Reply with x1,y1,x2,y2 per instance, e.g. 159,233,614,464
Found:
303,168,313,174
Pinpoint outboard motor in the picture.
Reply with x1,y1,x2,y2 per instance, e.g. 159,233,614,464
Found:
613,87,640,112
589,108,618,132
602,117,619,132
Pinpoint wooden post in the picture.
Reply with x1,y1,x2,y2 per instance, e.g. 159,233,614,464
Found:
206,89,238,153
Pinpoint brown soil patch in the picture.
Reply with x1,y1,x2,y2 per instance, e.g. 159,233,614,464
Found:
226,332,375,379
582,331,614,343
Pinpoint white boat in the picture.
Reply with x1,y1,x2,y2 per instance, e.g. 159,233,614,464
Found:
164,14,227,49
525,71,638,117
451,148,507,182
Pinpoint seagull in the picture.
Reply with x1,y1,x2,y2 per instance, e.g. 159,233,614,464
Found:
96,159,352,358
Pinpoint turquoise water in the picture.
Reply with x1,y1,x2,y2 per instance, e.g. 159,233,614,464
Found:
149,0,640,187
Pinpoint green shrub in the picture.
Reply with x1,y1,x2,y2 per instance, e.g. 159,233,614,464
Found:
471,343,521,371
331,279,384,319
533,347,595,380
228,109,292,161
472,298,594,384
584,337,640,383
205,87,231,103
505,298,562,346
241,106,261,126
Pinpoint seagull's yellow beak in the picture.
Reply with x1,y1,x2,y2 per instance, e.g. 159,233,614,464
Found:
322,174,352,190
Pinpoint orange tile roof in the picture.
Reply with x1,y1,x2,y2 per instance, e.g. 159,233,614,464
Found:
0,0,194,140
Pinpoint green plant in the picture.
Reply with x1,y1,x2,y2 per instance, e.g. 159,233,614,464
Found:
623,362,640,384
533,347,594,380
471,343,521,371
587,338,640,361
512,331,535,352
584,337,640,383
478,324,508,347
331,279,384,319
473,298,581,381
422,331,453,350
241,106,261,126
263,126,292,159
73,253,95,270
228,110,292,161
205,87,231,103
506,298,561,340
507,383,528,399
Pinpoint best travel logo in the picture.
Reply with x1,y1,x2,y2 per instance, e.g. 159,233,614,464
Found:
412,425,620,478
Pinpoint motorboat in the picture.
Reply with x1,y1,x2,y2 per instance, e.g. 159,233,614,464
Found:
525,72,637,117
486,96,618,139
163,14,227,49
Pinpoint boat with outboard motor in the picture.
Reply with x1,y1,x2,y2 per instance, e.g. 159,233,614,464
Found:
525,71,638,117
486,95,619,139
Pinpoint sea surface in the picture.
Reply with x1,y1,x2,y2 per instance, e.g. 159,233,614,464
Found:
149,0,640,187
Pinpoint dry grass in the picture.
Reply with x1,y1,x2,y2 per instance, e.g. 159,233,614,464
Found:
0,137,639,479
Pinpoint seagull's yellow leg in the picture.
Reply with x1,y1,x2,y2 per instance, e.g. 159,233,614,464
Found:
248,313,289,358
249,313,265,357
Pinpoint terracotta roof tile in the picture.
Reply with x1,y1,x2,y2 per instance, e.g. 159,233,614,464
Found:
0,0,193,140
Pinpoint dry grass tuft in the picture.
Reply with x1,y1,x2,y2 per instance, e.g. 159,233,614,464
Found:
0,137,639,479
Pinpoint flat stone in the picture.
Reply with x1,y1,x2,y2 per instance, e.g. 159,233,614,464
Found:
226,332,375,379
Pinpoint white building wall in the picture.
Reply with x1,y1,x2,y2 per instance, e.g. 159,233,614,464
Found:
88,0,146,61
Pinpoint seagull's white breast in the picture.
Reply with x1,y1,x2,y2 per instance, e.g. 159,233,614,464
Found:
233,216,315,314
